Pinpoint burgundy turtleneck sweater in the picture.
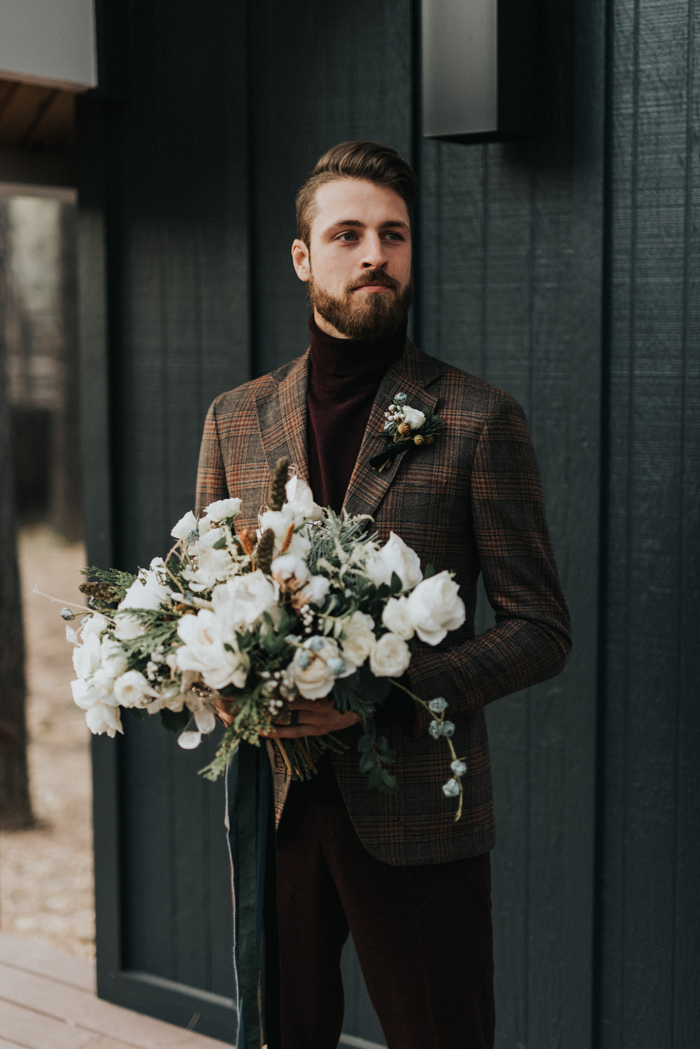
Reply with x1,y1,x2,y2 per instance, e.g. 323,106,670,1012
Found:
293,315,407,805
306,315,407,513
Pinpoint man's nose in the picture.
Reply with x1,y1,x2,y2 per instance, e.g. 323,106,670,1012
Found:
360,234,388,269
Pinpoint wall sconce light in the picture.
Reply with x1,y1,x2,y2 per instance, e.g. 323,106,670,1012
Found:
422,0,540,142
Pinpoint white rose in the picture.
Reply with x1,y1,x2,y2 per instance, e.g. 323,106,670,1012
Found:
369,633,411,677
191,526,225,552
212,571,279,631
71,677,101,710
285,476,324,521
176,609,249,690
171,510,198,541
100,637,129,678
119,568,172,612
402,405,426,430
340,611,376,666
297,574,331,607
73,633,102,679
271,553,309,583
91,667,119,702
381,596,415,640
195,546,237,587
365,531,423,590
80,612,109,640
114,670,159,708
291,637,355,699
204,497,242,522
406,571,466,645
85,703,123,737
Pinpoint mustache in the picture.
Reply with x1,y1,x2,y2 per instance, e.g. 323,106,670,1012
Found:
346,271,400,292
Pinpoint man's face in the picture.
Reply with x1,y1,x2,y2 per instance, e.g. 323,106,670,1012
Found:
291,178,413,341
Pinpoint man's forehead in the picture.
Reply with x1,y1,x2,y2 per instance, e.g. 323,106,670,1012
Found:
312,178,410,234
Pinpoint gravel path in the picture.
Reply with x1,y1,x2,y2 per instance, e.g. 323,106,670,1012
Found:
0,526,94,958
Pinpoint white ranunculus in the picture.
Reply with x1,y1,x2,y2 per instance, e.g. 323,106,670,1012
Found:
285,476,324,522
365,531,423,590
176,610,249,690
271,553,309,584
381,596,415,640
204,497,242,522
297,574,331,607
171,510,198,541
369,632,411,677
291,637,355,699
100,637,129,678
114,670,159,708
212,571,279,631
80,612,109,640
406,571,466,645
119,567,172,612
71,677,101,710
402,405,426,430
340,611,376,666
85,702,123,737
73,633,102,679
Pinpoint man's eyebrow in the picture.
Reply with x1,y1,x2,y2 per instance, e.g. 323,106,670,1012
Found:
323,219,410,233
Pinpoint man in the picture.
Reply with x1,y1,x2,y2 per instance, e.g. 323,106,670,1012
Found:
196,141,571,1049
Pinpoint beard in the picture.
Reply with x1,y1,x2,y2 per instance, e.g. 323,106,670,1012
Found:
308,267,414,341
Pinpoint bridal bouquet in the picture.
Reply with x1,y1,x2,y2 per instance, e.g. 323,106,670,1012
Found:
64,459,469,815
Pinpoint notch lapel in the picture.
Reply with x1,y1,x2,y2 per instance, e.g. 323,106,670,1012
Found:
255,351,310,483
342,342,441,520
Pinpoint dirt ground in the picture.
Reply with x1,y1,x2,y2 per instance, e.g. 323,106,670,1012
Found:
0,525,94,958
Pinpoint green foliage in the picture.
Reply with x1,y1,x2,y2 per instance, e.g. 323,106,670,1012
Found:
332,665,390,716
160,708,191,733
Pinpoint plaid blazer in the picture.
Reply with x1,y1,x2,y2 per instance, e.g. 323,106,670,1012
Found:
196,340,572,866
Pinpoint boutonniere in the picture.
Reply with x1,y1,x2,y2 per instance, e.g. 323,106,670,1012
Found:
369,392,444,472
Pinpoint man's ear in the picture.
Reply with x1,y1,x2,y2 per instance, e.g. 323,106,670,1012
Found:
291,239,311,282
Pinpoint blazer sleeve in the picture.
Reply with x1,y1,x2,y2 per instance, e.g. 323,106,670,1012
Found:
195,398,230,515
406,391,572,731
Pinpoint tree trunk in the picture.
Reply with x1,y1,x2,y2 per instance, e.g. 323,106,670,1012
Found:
0,199,35,830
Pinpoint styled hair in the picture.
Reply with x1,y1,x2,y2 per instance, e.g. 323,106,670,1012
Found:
295,140,418,245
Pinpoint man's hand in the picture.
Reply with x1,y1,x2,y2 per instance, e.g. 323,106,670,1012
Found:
213,696,359,737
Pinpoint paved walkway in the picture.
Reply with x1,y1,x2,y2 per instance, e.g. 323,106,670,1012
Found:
0,933,231,1049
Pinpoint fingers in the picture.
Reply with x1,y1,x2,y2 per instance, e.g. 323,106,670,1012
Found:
263,711,360,739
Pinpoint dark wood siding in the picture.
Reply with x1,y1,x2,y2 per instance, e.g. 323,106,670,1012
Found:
80,0,699,1044
598,0,700,1044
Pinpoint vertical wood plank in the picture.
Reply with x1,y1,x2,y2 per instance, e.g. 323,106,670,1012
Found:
600,0,700,1045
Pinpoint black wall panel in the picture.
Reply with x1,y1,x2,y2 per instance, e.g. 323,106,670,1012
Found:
79,0,699,1045
599,0,700,1045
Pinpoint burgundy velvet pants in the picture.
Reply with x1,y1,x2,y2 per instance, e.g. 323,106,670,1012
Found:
276,789,495,1049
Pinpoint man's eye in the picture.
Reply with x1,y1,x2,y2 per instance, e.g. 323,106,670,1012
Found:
337,231,357,242
384,231,404,241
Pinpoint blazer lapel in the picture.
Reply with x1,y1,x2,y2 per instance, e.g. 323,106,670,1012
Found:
255,351,310,483
342,342,441,520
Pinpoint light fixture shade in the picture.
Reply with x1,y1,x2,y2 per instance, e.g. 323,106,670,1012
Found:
422,0,540,142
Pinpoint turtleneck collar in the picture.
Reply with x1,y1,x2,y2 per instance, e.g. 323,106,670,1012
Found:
307,313,407,385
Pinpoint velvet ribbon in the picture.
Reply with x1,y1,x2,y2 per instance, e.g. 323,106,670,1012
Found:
226,742,282,1049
